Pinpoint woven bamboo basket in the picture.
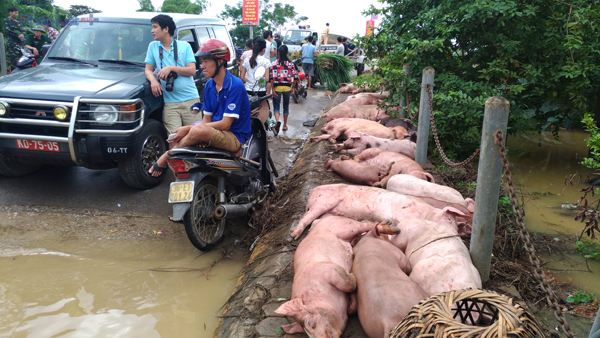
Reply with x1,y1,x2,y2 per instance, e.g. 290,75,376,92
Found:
390,288,546,338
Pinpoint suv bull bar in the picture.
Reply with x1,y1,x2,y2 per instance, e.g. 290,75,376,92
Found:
0,96,145,165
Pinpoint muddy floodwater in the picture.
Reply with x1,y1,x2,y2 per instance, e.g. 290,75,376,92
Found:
0,207,246,338
505,130,600,297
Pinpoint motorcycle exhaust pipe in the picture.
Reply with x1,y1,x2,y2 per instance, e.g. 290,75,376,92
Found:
214,202,254,219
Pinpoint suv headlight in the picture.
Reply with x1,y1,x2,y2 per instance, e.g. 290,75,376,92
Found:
92,105,119,123
0,101,10,117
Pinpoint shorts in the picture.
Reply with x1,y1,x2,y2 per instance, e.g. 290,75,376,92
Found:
163,97,201,133
209,128,243,153
302,63,314,77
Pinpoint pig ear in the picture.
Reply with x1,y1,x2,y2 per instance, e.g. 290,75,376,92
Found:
442,206,471,219
423,172,435,183
275,298,306,317
281,322,305,334
465,198,475,213
339,83,348,87
349,131,362,139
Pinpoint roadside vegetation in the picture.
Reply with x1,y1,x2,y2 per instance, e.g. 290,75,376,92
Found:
357,0,600,159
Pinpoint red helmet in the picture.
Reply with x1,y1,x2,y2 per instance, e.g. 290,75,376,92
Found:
195,39,230,62
298,72,306,80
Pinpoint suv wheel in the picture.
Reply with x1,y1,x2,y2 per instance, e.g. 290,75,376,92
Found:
118,120,167,189
0,155,40,177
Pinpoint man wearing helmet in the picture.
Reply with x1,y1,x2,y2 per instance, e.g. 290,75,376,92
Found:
149,39,252,177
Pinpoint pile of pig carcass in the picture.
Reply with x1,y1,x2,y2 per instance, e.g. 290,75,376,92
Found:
275,86,482,338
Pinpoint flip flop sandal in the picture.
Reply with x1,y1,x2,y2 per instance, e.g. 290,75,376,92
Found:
275,121,281,134
169,216,184,223
150,162,167,176
282,126,289,131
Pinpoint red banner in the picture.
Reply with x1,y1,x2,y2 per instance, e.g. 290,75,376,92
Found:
242,0,259,26
366,20,375,36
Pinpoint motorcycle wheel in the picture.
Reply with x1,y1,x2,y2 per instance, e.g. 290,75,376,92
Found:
292,91,299,104
302,88,308,98
183,179,226,251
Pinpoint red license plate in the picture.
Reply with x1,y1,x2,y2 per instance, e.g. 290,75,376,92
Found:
15,139,60,152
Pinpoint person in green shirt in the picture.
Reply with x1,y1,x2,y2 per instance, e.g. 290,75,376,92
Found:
3,6,25,71
24,25,52,65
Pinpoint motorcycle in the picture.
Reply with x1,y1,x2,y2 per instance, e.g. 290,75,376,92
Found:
167,66,279,251
11,46,37,73
291,58,308,104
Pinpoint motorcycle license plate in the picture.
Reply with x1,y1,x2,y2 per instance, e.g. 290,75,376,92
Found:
168,181,195,203
15,139,60,152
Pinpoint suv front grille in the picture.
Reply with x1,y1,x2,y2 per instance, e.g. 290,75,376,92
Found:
9,103,59,120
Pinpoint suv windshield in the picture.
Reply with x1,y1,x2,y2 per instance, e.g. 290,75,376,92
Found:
284,30,312,45
48,21,154,63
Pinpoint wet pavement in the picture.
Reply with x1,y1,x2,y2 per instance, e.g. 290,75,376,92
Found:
0,90,330,338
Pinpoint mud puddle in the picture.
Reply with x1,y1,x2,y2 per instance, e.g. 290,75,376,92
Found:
0,205,246,338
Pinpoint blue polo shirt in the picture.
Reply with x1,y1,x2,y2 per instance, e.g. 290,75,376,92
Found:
203,71,252,144
145,39,199,103
301,43,316,64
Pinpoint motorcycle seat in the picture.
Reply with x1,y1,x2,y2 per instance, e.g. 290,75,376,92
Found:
168,146,236,158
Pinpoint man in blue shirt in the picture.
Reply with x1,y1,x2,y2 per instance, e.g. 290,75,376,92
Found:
144,14,200,134
300,35,317,89
149,39,251,177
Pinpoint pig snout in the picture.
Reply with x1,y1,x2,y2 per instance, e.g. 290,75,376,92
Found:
324,158,334,170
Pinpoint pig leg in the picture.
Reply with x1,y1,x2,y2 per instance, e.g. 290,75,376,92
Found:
344,147,365,156
329,265,357,293
291,199,343,240
333,143,346,151
329,126,348,143
465,198,475,213
354,148,386,162
374,161,395,187
312,134,332,142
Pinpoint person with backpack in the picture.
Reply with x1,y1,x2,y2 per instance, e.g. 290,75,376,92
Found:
270,45,299,133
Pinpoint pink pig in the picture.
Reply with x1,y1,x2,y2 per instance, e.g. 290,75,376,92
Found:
339,94,382,106
352,231,428,338
324,157,393,186
276,216,399,338
312,118,407,143
354,148,434,186
389,218,482,297
334,131,414,158
289,184,469,240
324,105,389,122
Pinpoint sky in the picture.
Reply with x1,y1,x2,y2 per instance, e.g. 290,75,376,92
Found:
51,0,383,38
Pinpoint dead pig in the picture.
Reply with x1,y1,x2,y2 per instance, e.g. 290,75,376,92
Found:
385,174,475,215
275,216,399,337
312,118,407,143
324,157,393,186
324,105,389,122
335,131,414,159
352,231,428,338
339,94,382,106
289,184,469,240
355,148,433,185
389,218,482,297
379,117,416,133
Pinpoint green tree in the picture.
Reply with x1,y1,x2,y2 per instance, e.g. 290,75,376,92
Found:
219,0,307,48
137,0,155,12
160,0,207,15
359,0,600,158
19,0,54,12
68,5,101,17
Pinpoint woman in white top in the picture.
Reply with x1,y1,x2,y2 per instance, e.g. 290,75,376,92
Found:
240,38,272,96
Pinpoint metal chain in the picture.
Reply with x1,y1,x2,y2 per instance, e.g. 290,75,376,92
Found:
405,89,418,120
495,130,577,338
426,84,481,168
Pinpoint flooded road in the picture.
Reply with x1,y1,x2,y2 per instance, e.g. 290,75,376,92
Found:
506,130,600,297
0,206,246,338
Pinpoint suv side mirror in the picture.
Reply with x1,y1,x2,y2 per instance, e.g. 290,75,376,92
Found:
40,44,51,57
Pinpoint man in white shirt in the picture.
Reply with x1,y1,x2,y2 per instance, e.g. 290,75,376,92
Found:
335,36,345,55
263,30,277,62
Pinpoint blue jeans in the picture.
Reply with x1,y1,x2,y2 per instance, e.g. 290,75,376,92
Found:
273,90,291,116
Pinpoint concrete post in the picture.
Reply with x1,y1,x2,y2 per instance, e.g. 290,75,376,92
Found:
249,26,253,40
0,33,6,75
399,63,410,118
415,67,434,168
469,96,510,282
